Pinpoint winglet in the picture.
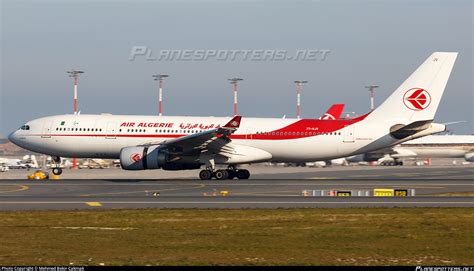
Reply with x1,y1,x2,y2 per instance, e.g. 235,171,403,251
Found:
223,115,242,129
442,120,466,126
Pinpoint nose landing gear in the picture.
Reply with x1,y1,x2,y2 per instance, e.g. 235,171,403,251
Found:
52,167,63,176
51,156,63,176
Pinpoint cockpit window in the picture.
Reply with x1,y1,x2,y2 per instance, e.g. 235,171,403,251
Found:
20,125,30,130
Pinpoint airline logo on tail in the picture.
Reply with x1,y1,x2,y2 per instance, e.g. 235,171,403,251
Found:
321,113,336,120
320,104,345,120
403,88,431,111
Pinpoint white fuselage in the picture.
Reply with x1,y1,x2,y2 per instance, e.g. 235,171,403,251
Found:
8,113,403,163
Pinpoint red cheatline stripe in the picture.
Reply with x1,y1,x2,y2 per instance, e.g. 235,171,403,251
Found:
27,113,370,141
28,133,330,140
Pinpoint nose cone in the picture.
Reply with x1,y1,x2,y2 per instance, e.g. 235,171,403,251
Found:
8,131,17,145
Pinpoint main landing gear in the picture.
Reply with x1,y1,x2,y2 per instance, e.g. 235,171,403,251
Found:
51,156,63,176
199,166,250,180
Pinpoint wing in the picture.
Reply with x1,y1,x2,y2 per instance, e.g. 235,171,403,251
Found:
146,115,242,155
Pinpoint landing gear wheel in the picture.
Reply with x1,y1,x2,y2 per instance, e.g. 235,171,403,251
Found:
236,169,250,179
215,170,229,180
52,168,63,176
199,169,213,180
226,169,235,179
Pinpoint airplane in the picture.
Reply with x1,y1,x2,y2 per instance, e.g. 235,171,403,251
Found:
8,52,457,180
347,134,474,165
0,157,28,169
398,135,474,161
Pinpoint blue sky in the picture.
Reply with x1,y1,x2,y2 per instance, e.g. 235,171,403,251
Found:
1,0,472,136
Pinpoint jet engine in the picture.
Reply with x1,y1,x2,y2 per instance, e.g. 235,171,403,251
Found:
120,146,200,170
346,153,384,163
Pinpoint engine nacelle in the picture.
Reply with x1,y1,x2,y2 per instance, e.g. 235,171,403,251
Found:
464,153,474,162
120,146,201,170
120,146,167,170
346,153,384,163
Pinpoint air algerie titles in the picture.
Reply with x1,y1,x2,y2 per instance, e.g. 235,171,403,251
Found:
120,121,222,130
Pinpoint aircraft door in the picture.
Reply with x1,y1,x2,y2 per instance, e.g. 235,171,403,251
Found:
343,125,355,143
246,128,253,140
106,122,117,139
41,121,53,138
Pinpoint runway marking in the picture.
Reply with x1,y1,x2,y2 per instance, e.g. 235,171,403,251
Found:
0,201,472,205
85,202,102,207
1,182,472,186
306,177,337,180
80,184,206,197
337,175,377,178
0,185,29,194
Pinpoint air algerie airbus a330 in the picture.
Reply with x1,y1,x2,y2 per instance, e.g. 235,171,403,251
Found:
9,52,457,180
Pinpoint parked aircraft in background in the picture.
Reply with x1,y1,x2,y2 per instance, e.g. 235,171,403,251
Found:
0,155,39,169
0,158,27,169
347,134,474,165
320,104,345,120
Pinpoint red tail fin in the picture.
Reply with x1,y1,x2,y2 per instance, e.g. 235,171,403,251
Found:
320,104,345,120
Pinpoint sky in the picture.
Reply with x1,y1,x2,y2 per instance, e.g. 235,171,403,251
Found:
1,0,472,137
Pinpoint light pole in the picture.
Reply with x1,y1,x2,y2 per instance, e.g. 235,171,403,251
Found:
228,77,243,116
152,74,169,116
365,85,379,111
294,80,308,119
66,70,84,170
67,70,84,114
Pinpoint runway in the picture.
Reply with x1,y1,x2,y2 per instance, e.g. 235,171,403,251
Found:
0,178,473,210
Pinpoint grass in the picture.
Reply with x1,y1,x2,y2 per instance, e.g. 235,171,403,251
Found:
0,208,473,266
